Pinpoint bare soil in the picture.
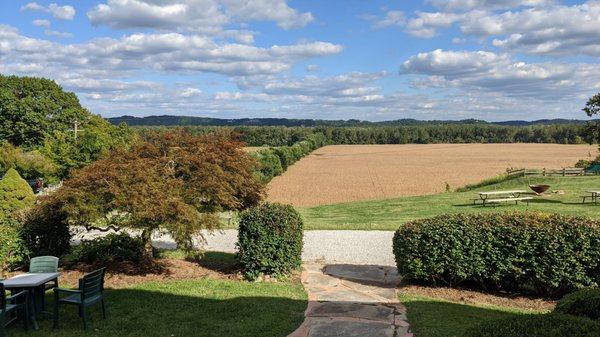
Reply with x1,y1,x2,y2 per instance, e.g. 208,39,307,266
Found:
266,144,596,207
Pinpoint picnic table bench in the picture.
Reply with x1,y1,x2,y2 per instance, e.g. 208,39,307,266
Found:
581,190,600,204
473,190,532,207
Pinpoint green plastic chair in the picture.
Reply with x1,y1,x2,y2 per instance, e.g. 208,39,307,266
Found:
29,256,59,310
0,282,29,337
29,256,59,274
53,268,107,330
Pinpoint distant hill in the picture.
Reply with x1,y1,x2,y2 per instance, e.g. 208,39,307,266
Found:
108,115,592,127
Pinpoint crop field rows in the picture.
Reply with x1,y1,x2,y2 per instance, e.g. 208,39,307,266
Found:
266,143,596,207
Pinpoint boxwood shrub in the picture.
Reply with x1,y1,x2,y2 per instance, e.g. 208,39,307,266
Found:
65,233,144,266
393,212,600,297
464,314,600,337
236,203,303,280
555,288,600,320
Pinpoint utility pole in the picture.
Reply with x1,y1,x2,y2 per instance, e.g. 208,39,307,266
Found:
70,119,84,141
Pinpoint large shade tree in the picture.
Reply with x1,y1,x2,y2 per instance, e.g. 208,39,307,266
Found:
56,130,264,258
583,93,600,146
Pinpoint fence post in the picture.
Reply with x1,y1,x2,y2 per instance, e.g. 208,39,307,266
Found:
563,168,566,176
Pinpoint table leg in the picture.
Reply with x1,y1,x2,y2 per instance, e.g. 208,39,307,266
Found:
27,289,39,330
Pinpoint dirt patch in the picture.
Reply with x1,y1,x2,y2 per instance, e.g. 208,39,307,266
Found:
399,284,556,312
266,144,596,207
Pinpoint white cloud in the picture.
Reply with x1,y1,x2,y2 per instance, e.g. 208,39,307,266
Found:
48,3,76,20
366,10,406,29
32,19,51,28
401,49,600,100
87,0,313,33
21,2,76,20
406,12,461,38
44,29,73,38
426,0,555,11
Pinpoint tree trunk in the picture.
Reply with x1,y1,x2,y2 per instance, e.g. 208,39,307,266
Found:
140,229,154,260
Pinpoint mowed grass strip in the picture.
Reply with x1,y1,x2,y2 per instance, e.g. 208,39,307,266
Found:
399,293,545,337
300,175,600,230
7,278,307,337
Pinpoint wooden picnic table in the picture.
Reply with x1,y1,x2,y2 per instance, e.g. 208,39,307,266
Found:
582,190,600,204
474,190,530,206
3,272,59,330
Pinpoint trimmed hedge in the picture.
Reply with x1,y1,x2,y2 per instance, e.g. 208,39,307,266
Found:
236,203,303,280
0,168,35,215
555,288,600,320
254,133,327,182
393,212,600,297
65,233,144,266
464,314,600,337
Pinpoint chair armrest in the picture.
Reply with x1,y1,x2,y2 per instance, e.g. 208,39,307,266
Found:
53,288,82,295
6,290,28,303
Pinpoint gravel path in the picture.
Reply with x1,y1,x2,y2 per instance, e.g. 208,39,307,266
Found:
76,229,396,266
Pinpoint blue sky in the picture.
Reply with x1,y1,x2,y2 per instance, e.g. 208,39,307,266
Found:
1,0,599,121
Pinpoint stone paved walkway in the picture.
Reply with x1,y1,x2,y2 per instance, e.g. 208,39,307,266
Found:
288,263,412,337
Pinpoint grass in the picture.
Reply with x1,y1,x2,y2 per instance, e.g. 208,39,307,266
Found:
6,254,307,337
299,175,600,230
399,293,545,337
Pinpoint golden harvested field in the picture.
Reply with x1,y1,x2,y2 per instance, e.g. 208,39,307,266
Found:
266,144,597,207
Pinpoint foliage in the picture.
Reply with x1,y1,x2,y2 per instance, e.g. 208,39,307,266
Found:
464,314,600,337
253,133,327,182
583,93,600,117
237,203,304,280
393,212,600,297
0,75,135,179
0,141,58,182
455,173,518,192
56,129,264,259
0,216,29,273
138,123,593,147
0,168,35,216
65,233,144,265
554,288,600,320
20,195,72,257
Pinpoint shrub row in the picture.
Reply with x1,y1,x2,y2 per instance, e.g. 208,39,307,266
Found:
236,203,304,280
465,314,600,337
254,133,327,182
393,212,600,297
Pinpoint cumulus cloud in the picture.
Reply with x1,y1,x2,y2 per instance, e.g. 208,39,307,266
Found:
44,29,73,38
32,19,51,28
366,10,406,29
87,0,313,33
406,12,461,38
401,49,600,100
21,2,75,20
426,0,555,11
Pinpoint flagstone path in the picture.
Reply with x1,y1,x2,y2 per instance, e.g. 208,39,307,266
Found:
288,263,412,337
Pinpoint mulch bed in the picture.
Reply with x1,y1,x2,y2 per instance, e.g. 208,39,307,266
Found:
5,258,242,289
399,284,556,312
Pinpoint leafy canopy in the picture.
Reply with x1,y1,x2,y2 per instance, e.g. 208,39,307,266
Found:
56,129,264,257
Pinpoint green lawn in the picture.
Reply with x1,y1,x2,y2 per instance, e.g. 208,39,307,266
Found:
6,274,306,337
300,175,600,230
399,293,545,337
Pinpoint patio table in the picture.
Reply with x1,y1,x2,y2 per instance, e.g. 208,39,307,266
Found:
3,272,59,330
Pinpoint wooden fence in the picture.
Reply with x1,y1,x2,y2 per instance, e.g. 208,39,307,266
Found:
506,167,585,177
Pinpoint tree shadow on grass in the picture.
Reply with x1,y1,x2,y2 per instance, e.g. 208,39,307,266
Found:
401,297,537,337
7,285,307,337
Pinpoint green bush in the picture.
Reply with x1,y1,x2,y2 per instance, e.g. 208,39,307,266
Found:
0,216,29,273
464,314,600,337
0,168,35,215
393,212,600,297
555,288,600,320
236,203,304,280
66,233,144,265
20,197,71,257
0,141,58,182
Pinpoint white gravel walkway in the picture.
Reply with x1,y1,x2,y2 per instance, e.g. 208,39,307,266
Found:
75,229,396,266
